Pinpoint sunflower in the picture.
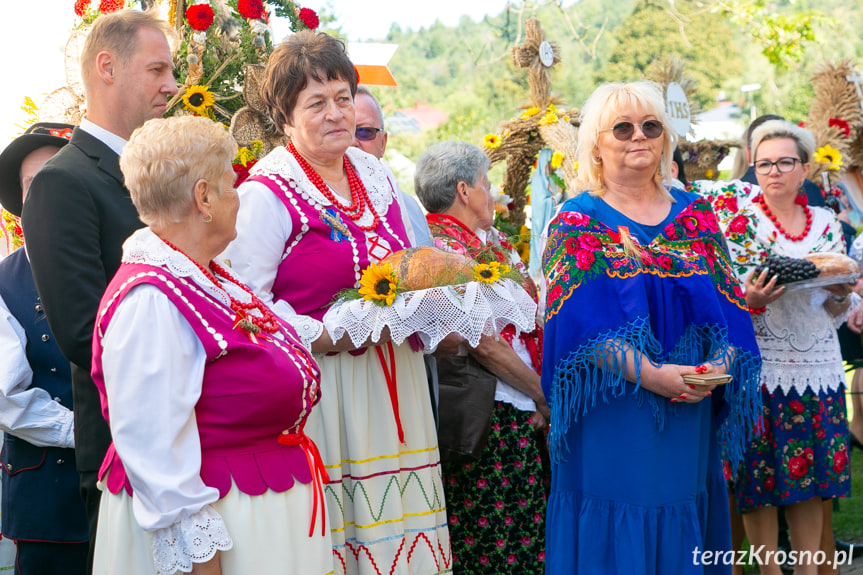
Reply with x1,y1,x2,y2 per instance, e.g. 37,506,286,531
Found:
473,262,502,284
814,145,843,171
519,107,540,120
550,151,564,169
183,85,215,116
358,263,398,306
483,133,502,149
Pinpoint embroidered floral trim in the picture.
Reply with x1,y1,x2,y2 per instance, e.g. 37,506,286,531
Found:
544,197,745,317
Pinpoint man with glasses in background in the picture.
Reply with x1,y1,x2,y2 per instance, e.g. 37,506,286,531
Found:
351,86,433,248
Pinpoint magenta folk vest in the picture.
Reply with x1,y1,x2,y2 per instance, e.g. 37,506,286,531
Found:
247,148,410,320
92,263,323,499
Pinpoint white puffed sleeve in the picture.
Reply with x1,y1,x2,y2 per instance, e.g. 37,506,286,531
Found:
0,293,74,448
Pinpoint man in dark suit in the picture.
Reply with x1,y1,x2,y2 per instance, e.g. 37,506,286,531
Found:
20,9,177,571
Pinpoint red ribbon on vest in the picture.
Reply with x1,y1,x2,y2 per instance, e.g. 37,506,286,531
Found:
277,430,330,537
375,341,405,444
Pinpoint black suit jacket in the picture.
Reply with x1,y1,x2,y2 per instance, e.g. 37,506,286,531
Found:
21,128,144,471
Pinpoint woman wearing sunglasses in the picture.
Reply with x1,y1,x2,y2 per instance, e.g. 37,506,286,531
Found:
542,81,762,573
719,120,856,575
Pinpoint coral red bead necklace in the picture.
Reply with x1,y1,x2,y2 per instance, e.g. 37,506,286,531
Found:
161,238,280,335
754,194,811,242
288,141,381,231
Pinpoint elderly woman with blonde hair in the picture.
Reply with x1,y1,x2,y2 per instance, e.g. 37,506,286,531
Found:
541,81,762,573
90,115,332,575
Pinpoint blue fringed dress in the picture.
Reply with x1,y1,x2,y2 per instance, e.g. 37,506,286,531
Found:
541,189,762,574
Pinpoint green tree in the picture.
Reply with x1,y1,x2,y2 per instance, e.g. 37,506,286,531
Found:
597,0,742,108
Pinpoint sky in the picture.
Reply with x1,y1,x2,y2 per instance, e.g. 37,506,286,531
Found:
0,0,519,150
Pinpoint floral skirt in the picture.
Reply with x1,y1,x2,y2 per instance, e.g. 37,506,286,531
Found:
733,385,851,514
441,401,548,574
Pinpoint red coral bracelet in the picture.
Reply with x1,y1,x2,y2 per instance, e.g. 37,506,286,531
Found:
749,306,766,315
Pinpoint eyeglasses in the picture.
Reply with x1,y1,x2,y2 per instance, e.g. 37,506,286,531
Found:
355,127,383,141
753,157,801,175
602,120,664,141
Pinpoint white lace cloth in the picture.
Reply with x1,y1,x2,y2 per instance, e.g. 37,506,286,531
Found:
322,279,537,350
152,506,232,575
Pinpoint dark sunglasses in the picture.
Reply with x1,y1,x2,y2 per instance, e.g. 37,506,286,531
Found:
603,120,664,141
355,127,383,141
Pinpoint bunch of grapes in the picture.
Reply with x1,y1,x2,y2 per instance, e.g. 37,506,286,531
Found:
752,256,820,285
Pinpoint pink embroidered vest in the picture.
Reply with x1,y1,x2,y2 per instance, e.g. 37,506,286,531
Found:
247,162,410,320
92,263,322,498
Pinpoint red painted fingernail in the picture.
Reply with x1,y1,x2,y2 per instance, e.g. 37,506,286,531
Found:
695,365,707,373
689,385,696,389
671,398,679,403
707,391,712,396
679,394,687,399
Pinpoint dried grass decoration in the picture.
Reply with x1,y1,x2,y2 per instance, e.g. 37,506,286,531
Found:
482,18,579,227
230,64,287,156
678,140,737,181
804,60,863,187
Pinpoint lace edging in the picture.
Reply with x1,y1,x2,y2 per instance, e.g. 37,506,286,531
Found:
152,505,233,575
284,313,324,352
322,279,537,350
122,228,237,309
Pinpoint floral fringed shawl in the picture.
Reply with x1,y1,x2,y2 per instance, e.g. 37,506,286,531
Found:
542,190,762,470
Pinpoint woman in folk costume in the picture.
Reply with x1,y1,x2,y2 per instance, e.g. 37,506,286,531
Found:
221,31,450,575
541,81,762,574
414,141,549,573
717,120,856,575
90,116,333,575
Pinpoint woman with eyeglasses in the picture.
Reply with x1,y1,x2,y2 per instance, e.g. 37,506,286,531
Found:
719,120,856,575
542,81,762,573
221,31,450,574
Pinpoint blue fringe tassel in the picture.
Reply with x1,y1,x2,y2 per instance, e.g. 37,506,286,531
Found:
548,316,762,469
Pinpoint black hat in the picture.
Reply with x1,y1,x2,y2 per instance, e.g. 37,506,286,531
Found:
0,122,75,217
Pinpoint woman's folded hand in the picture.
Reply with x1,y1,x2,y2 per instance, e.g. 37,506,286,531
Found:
640,363,716,404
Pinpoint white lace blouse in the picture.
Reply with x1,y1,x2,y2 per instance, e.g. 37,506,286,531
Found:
721,203,859,395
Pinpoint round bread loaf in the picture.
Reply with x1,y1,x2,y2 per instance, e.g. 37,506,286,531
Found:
802,252,860,277
381,247,476,291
